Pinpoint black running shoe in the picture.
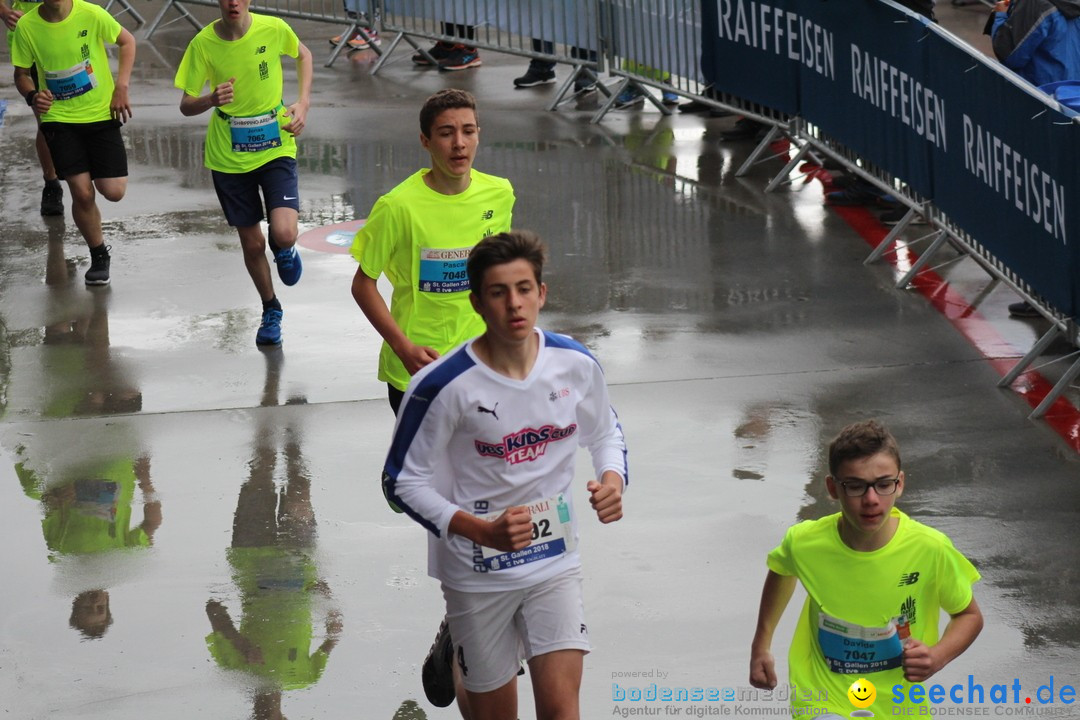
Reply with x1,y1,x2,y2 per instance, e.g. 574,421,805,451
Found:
514,63,555,88
85,246,111,286
41,182,64,216
438,44,482,71
413,41,454,66
1008,301,1041,318
421,619,455,707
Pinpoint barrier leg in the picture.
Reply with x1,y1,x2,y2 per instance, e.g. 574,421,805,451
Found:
143,0,201,40
865,207,920,265
550,67,609,111
999,325,1062,388
764,142,811,193
636,84,672,116
894,230,947,289
591,77,631,124
103,0,146,26
734,125,781,177
371,32,411,75
547,74,577,111
1030,354,1080,419
326,21,359,67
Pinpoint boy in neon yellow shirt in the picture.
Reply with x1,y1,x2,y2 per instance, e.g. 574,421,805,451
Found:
11,0,135,286
1,0,64,216
749,420,983,718
350,88,515,414
174,0,312,347
349,88,515,711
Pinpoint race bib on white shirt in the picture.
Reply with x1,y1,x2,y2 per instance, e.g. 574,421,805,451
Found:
817,610,905,674
480,494,576,571
45,61,97,100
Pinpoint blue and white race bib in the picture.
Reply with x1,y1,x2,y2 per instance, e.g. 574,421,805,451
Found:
229,109,282,152
45,61,97,101
481,494,576,571
418,247,471,293
817,610,904,674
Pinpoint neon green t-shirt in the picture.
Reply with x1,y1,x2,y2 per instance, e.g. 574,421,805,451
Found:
206,546,328,690
767,509,980,718
351,168,515,391
27,458,151,557
10,0,122,124
174,13,300,174
5,0,43,47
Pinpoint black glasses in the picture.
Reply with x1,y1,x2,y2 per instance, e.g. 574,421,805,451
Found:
839,477,900,497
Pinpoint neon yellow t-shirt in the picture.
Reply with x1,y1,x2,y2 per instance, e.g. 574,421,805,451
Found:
10,0,122,124
206,546,328,690
174,13,300,174
5,0,42,46
351,168,515,390
29,458,151,557
767,509,980,718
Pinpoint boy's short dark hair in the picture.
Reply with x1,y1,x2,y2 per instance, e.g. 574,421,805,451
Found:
467,230,546,293
828,420,902,477
419,88,478,138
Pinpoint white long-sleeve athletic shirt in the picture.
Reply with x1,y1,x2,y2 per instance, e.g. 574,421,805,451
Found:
383,328,628,592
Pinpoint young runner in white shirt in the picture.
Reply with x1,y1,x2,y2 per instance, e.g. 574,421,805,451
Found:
384,230,627,720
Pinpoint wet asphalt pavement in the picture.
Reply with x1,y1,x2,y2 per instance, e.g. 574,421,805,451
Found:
1,3,1079,718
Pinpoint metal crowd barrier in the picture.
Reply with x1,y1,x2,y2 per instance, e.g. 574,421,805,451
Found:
598,0,1080,420
102,0,146,26
374,0,608,110
596,0,799,173
143,0,380,67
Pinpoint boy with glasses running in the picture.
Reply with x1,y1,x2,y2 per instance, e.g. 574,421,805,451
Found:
749,420,983,718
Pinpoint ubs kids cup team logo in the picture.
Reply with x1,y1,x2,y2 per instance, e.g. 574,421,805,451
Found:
474,424,577,464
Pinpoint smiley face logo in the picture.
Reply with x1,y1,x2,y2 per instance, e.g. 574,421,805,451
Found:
848,678,876,709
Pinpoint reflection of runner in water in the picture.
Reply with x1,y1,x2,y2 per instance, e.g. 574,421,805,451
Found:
205,423,340,718
39,274,142,418
17,454,160,638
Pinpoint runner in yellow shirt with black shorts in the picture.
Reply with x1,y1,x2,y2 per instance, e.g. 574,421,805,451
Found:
2,0,64,216
11,0,135,286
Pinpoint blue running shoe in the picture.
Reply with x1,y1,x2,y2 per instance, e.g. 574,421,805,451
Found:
256,307,283,346
274,246,303,286
662,90,679,106
614,86,645,109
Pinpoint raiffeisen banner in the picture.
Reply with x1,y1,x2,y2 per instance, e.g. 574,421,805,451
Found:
701,0,1080,318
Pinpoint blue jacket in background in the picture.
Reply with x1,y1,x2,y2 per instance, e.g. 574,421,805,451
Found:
991,0,1080,87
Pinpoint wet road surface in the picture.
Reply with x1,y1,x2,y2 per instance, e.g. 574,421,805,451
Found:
1,4,1079,718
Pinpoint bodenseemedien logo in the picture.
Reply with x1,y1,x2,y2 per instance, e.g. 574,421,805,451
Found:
848,678,876,717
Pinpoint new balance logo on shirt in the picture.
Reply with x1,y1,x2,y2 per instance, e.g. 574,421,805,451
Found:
898,572,920,586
